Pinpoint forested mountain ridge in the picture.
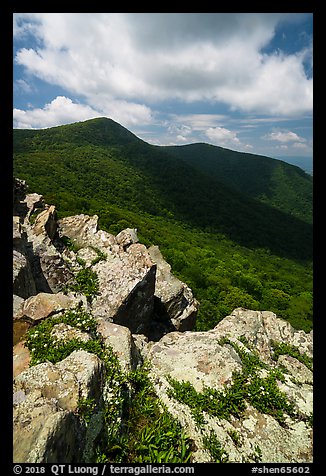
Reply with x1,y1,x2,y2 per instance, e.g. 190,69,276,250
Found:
164,143,312,224
13,118,312,225
13,117,312,260
13,117,313,332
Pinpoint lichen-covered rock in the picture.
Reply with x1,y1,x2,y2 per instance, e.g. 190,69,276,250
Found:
13,350,105,463
14,361,80,411
147,308,313,463
58,216,158,336
13,396,83,463
56,350,105,403
58,214,100,247
149,331,242,392
212,308,313,363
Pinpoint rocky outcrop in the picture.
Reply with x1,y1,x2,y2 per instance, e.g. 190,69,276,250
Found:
12,179,312,464
13,306,313,464
32,205,57,240
57,214,197,339
13,181,198,341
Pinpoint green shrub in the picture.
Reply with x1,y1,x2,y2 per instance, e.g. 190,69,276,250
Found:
271,341,313,371
68,268,100,302
96,363,193,463
25,307,104,365
203,431,229,462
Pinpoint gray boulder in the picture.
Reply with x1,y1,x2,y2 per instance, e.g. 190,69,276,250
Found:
92,244,157,335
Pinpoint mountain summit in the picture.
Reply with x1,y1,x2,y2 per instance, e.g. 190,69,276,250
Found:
13,117,312,261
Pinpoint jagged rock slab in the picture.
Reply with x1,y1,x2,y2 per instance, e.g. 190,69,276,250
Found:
32,205,57,239
93,244,156,334
148,245,198,331
13,192,73,295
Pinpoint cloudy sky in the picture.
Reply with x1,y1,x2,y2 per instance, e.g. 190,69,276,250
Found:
13,13,313,158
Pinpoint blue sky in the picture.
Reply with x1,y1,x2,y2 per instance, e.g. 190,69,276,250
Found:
13,13,313,159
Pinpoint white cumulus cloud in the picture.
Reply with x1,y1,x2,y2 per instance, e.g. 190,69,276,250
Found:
264,130,306,143
13,96,101,128
14,13,312,118
13,96,153,129
205,126,240,146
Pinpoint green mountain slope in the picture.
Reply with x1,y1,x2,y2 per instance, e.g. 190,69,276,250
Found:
13,118,312,261
163,143,312,224
13,118,313,332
